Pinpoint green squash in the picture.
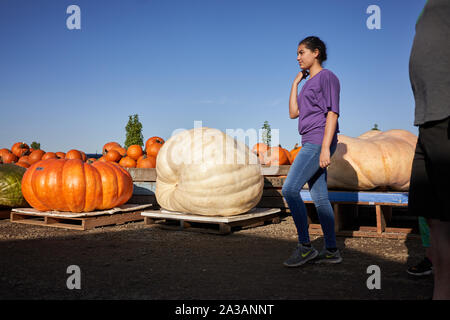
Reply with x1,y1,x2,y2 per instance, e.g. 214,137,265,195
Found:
0,164,29,207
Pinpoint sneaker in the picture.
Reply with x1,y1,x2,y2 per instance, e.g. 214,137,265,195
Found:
407,257,433,276
315,248,343,264
283,244,318,267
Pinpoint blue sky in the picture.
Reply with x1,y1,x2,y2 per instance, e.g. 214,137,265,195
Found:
0,0,426,153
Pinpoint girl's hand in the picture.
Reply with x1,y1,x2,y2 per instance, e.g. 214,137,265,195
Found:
319,148,331,168
294,70,309,85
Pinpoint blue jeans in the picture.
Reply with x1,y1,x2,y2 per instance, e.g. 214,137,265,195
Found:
281,143,337,249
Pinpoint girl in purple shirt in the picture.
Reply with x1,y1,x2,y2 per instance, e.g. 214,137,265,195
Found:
282,36,342,267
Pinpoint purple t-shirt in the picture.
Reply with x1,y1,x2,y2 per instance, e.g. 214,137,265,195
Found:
297,68,340,146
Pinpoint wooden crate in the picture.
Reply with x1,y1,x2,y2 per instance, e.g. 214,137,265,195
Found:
141,208,282,235
10,204,152,231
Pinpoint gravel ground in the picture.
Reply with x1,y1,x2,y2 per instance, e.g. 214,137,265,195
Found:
0,213,433,300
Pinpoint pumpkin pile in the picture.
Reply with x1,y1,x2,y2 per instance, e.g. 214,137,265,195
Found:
0,136,165,170
251,143,302,165
99,137,165,168
0,142,90,169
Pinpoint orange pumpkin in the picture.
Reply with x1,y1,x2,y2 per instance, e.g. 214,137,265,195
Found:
11,142,30,157
252,143,269,164
146,141,163,158
102,142,121,155
15,161,30,168
55,152,66,159
111,146,127,157
261,145,291,166
137,154,156,168
145,136,164,152
41,152,58,160
104,149,121,162
65,149,83,160
21,159,133,212
289,143,302,163
1,151,18,163
119,156,136,168
127,145,144,161
18,155,30,163
0,148,11,159
28,149,46,164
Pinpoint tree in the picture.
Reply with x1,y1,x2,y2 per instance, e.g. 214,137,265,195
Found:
30,141,41,150
261,121,271,147
371,124,380,131
124,114,144,149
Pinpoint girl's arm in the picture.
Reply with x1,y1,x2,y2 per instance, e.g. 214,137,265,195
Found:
319,111,338,168
289,70,308,119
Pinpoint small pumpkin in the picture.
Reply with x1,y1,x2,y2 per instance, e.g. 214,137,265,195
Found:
137,154,156,168
119,156,136,168
41,152,58,160
65,149,83,160
104,149,121,162
261,145,291,166
289,143,302,163
55,152,66,159
127,145,144,161
0,148,11,159
11,142,30,158
251,143,269,164
1,151,18,164
145,136,164,152
28,149,46,164
146,141,163,158
18,155,30,163
102,142,121,155
15,161,30,169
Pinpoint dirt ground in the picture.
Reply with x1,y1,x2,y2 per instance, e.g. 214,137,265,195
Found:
0,212,433,300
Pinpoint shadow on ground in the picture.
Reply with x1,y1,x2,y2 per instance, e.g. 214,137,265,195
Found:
0,216,433,300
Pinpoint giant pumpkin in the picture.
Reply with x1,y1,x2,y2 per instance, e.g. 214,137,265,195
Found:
327,129,417,191
155,127,264,216
21,159,133,212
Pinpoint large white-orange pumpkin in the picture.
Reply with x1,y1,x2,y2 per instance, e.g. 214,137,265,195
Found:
327,129,417,191
155,127,264,216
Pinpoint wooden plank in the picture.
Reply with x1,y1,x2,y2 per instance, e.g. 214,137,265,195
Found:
125,168,157,181
0,209,11,219
260,165,291,176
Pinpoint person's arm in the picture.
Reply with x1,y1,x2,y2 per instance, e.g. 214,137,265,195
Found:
289,70,309,119
319,111,338,168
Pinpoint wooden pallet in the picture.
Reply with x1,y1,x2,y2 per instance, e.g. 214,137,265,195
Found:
141,208,282,235
125,166,419,239
10,204,152,230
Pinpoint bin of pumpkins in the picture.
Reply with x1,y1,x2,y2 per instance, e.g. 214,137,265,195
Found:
251,142,301,166
99,136,165,168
